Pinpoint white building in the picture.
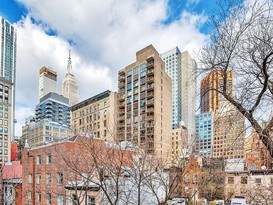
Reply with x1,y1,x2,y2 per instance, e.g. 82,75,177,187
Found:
161,48,196,141
61,50,79,106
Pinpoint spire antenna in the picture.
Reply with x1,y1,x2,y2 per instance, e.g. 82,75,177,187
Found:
67,50,72,74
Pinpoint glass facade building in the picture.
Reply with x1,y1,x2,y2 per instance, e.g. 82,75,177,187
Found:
195,112,213,157
0,17,16,164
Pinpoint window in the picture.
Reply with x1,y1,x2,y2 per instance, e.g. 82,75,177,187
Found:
228,177,234,184
255,178,262,184
72,194,78,205
28,174,32,183
46,173,51,184
37,192,41,203
87,196,95,205
46,154,51,164
58,195,64,205
133,67,138,74
37,174,41,184
28,191,32,200
47,194,51,205
241,176,247,184
57,172,63,184
37,155,41,165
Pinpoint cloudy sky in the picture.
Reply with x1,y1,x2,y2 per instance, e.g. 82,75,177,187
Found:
0,0,217,136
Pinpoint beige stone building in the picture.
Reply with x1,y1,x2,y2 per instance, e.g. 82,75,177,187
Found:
213,109,245,159
71,90,118,142
171,124,188,161
61,50,79,106
117,45,172,160
22,119,72,148
0,78,13,165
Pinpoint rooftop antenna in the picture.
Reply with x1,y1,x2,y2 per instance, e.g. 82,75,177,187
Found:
67,50,72,74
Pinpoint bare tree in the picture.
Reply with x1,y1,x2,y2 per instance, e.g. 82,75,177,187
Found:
199,0,273,157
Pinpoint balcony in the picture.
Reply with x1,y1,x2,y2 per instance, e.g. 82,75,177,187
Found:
146,115,154,121
118,102,125,108
119,70,125,75
147,108,154,113
146,61,154,69
119,115,125,121
118,82,125,88
147,84,154,91
147,77,154,83
45,105,52,109
118,75,125,81
146,98,154,106
146,122,154,127
46,109,53,113
119,95,125,102
147,69,154,76
146,91,154,98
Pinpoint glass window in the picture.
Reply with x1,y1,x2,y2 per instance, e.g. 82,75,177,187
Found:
87,196,95,205
57,172,63,184
37,174,41,184
58,195,64,205
46,154,51,164
133,95,138,102
140,64,146,72
133,67,138,74
46,173,51,184
37,155,41,165
37,192,41,203
241,176,247,184
228,177,234,184
127,70,132,76
127,83,132,90
47,194,51,205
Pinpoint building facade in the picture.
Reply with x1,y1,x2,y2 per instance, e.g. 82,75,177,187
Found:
213,110,245,159
245,131,272,170
117,45,172,160
225,170,273,204
61,50,79,106
161,48,196,135
21,118,72,148
171,124,188,161
195,112,213,158
39,67,57,100
35,92,70,127
200,70,233,113
71,90,117,142
0,17,17,164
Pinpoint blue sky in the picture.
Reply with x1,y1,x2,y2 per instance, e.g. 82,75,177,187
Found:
0,0,217,136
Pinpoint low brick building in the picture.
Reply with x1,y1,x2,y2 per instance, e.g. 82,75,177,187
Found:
22,136,137,205
2,160,22,205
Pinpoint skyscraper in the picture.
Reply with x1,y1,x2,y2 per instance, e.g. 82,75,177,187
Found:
200,70,245,159
39,67,57,100
200,70,233,113
0,17,17,165
161,48,196,141
61,50,79,106
117,45,172,160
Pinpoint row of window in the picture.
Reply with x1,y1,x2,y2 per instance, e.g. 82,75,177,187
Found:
28,172,63,184
36,154,51,165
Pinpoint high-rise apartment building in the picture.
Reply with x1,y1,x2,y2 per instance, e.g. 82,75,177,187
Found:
0,17,17,165
195,112,213,158
161,49,196,138
61,50,79,106
39,67,57,100
71,90,117,142
35,92,71,127
200,70,233,113
117,45,172,159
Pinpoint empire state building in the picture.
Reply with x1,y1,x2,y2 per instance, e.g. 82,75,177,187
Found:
61,50,79,106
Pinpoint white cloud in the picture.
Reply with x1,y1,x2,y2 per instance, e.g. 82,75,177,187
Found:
14,0,208,136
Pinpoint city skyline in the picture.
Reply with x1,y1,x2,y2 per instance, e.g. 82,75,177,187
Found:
0,0,217,136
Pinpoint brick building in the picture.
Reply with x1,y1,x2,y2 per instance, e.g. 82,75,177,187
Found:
22,136,137,205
